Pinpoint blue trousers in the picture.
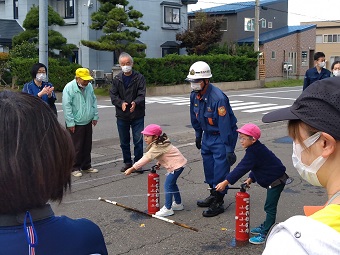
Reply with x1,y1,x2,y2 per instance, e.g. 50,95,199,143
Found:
116,117,144,164
201,133,230,195
164,167,184,209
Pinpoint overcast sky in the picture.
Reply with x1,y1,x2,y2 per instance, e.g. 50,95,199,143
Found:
188,0,340,26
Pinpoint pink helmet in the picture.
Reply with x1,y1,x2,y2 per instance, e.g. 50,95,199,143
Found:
237,123,261,140
141,124,162,136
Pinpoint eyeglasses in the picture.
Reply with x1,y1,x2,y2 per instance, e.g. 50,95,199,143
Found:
238,137,252,141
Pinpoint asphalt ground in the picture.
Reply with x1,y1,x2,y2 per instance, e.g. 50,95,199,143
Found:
51,121,327,255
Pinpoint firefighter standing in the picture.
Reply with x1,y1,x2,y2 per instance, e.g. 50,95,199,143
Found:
187,61,238,217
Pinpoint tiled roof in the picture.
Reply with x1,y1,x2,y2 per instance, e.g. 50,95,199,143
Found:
237,25,316,44
0,19,24,45
188,0,286,16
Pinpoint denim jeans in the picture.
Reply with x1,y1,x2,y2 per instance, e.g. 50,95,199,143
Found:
164,167,184,209
117,117,144,164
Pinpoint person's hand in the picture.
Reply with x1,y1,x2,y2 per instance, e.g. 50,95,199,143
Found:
124,167,135,175
38,86,49,97
155,163,161,170
130,101,136,113
195,137,202,149
227,152,237,166
68,126,75,133
215,180,228,192
122,102,128,111
46,86,54,97
243,178,252,187
92,120,98,126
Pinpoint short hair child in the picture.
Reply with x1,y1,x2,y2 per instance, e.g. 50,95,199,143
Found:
215,123,288,245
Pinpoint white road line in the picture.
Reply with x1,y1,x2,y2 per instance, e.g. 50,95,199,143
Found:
243,105,290,113
232,103,276,111
242,95,296,100
230,102,259,107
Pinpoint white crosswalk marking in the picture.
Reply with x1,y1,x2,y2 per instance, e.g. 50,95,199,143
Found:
243,105,291,113
59,97,290,113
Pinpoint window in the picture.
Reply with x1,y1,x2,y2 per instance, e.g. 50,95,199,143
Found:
316,35,323,43
13,0,18,19
268,22,272,28
261,19,266,28
301,51,308,66
323,34,340,43
220,18,228,31
189,19,196,31
244,18,255,31
271,51,276,59
164,6,180,24
162,47,179,57
56,0,74,19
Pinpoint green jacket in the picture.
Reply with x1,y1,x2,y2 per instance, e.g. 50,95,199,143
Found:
62,79,99,127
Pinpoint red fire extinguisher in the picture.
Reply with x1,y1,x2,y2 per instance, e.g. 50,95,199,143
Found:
235,183,250,241
147,166,160,214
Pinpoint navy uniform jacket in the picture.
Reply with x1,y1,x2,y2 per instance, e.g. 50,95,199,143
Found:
226,140,286,188
190,84,238,152
303,67,331,90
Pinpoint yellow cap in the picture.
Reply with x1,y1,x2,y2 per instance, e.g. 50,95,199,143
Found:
75,68,93,80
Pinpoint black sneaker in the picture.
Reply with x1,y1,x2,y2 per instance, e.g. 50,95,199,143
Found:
120,163,132,172
197,195,216,207
202,201,224,217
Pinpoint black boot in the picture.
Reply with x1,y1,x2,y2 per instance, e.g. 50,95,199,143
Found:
197,188,215,207
202,193,225,217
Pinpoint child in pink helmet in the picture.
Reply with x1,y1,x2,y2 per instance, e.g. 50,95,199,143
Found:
125,124,187,217
215,123,288,245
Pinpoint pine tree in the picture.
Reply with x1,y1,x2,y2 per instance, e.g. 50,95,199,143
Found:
81,0,149,59
12,5,77,58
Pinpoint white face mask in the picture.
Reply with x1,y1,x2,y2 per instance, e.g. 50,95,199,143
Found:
190,82,202,91
333,70,340,77
36,73,46,82
317,61,325,68
121,65,132,73
291,132,327,187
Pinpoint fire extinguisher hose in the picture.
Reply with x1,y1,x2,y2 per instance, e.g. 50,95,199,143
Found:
98,197,199,232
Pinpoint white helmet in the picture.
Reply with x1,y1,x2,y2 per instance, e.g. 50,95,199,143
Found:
186,61,212,81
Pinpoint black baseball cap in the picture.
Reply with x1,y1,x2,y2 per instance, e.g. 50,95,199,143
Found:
262,77,340,140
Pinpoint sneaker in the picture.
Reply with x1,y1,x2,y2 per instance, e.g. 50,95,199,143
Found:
72,170,82,177
250,225,263,235
249,235,266,245
83,167,98,173
172,201,184,211
155,206,174,217
120,163,132,172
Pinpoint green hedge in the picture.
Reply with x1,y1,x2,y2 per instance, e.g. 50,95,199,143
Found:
10,58,81,91
133,54,257,86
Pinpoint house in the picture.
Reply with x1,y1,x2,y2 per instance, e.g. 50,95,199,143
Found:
301,20,340,70
239,25,316,80
188,0,316,80
0,0,198,73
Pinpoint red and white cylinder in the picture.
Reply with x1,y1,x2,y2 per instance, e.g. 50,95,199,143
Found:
147,169,160,214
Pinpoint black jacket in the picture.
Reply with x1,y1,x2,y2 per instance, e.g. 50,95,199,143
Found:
110,70,146,121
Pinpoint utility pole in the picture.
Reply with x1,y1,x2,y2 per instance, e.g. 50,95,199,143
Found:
254,0,260,80
39,0,48,75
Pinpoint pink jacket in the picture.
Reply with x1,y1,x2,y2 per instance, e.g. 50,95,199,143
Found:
133,138,187,172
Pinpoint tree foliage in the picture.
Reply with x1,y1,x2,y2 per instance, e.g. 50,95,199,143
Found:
176,12,223,55
12,5,77,58
81,0,149,58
